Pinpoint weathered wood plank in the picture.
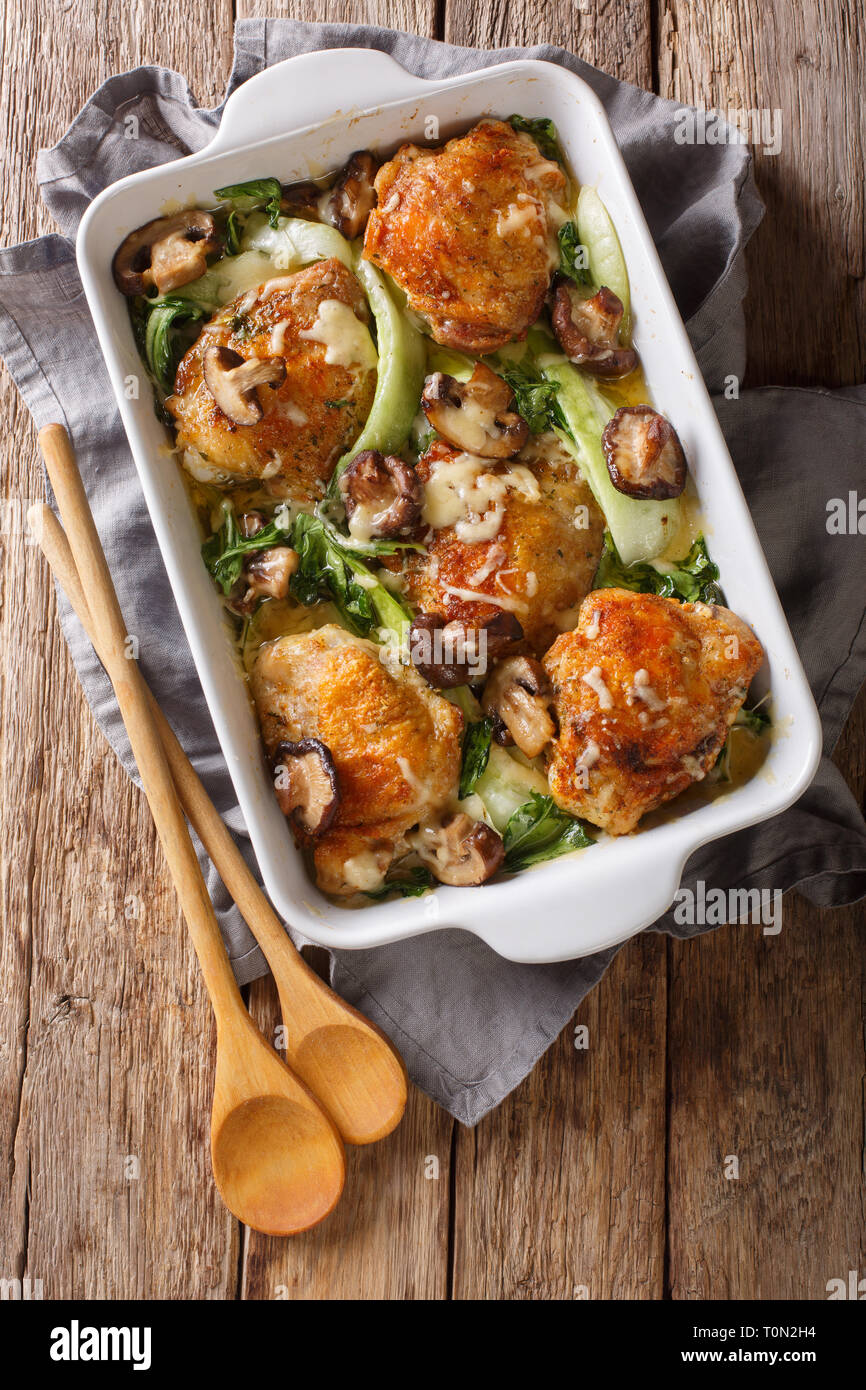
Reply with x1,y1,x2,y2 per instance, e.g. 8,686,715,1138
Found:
658,0,866,1301
666,900,866,1299
451,934,668,1300
238,0,439,38
241,972,452,1300
656,0,865,389
0,0,239,1299
444,0,652,84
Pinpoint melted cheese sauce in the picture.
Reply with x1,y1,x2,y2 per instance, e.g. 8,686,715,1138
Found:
342,851,389,892
582,665,613,709
299,299,377,370
440,581,528,613
496,198,543,238
422,451,541,543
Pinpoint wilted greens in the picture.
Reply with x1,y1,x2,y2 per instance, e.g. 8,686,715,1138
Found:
508,114,563,164
496,360,570,436
201,502,293,595
503,792,594,872
133,295,208,394
459,718,494,799
593,533,724,606
289,513,411,641
557,222,593,287
364,866,435,900
214,177,283,230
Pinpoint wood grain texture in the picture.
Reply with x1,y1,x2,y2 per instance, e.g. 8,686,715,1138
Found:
241,972,452,1299
451,934,667,1300
656,0,865,389
666,899,866,1299
0,0,863,1303
444,0,652,83
238,0,438,35
0,0,238,1299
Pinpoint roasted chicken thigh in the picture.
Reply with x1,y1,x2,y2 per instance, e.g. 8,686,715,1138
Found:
168,258,377,501
402,434,605,656
363,119,567,353
543,588,764,834
250,625,463,895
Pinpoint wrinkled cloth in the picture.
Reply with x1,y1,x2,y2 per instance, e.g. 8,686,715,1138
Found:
2,20,863,1125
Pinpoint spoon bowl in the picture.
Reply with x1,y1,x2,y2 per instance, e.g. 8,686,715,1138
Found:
213,1096,344,1236
292,1022,407,1146
211,1017,346,1235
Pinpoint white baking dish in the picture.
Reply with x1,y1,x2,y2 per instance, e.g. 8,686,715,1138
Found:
76,49,821,963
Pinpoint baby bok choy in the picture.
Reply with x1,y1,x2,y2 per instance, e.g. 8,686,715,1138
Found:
327,258,426,498
574,186,632,340
537,351,682,564
450,687,595,869
593,532,724,606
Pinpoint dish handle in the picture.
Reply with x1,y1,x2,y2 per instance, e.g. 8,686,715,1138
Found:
207,48,429,157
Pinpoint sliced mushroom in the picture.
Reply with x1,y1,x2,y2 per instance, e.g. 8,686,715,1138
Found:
421,364,530,459
482,655,555,759
271,739,340,836
601,404,687,500
113,210,220,297
239,510,266,538
203,345,287,426
551,280,638,378
280,180,322,218
339,450,423,539
325,151,379,240
410,813,504,887
409,610,524,688
231,546,299,614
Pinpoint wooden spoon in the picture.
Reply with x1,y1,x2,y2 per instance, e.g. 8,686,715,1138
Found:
36,424,346,1235
31,500,408,1144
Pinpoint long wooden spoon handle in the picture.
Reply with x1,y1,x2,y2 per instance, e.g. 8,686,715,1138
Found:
37,424,240,1017
31,499,322,978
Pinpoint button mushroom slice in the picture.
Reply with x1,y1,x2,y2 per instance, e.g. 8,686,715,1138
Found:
421,363,530,459
550,280,638,378
202,345,287,426
482,655,556,759
410,813,505,887
339,449,423,539
112,210,220,297
601,404,687,500
409,610,524,688
324,151,379,240
271,739,340,836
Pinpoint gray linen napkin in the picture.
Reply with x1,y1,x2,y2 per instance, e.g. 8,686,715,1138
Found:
2,21,864,1125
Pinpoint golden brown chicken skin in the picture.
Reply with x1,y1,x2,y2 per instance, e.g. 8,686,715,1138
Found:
167,258,376,502
250,625,463,895
401,434,605,656
543,588,764,835
363,119,567,353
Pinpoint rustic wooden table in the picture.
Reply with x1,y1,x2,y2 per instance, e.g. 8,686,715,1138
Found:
1,0,863,1301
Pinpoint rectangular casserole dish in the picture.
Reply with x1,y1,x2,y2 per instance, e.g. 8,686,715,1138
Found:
76,49,822,963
